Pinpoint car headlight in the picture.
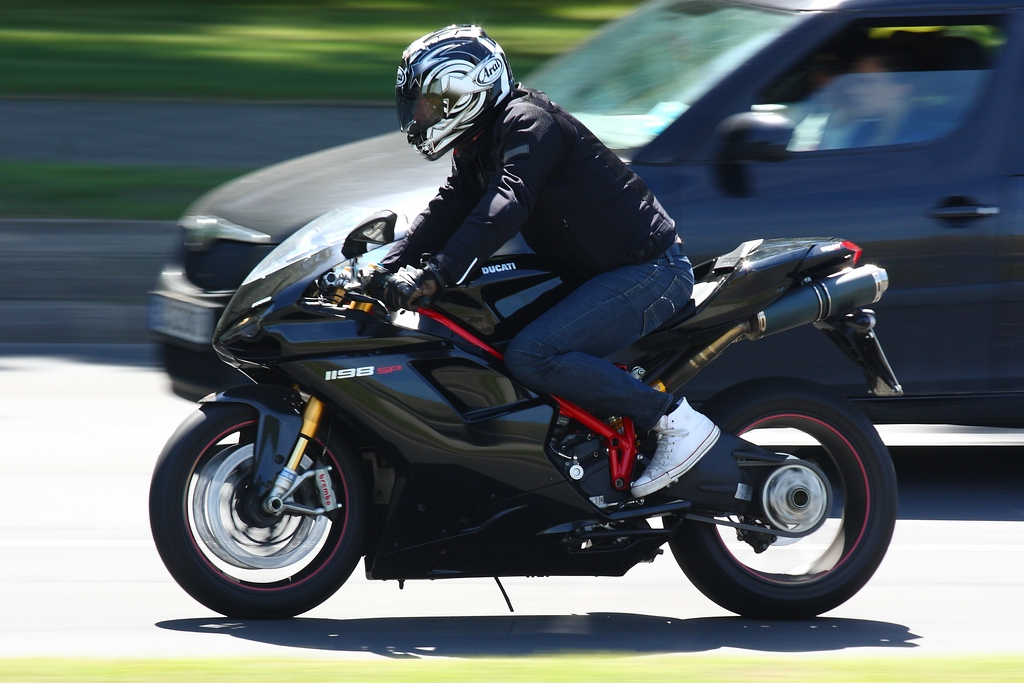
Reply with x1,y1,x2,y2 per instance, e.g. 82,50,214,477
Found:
181,215,272,252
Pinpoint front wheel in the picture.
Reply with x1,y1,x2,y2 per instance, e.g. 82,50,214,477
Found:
149,402,368,618
671,378,897,619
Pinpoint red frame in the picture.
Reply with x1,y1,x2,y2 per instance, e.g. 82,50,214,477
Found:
419,307,639,490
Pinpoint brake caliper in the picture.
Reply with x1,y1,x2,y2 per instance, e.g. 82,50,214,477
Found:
315,467,338,512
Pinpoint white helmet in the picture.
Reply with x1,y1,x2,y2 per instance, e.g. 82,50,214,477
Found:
396,25,515,161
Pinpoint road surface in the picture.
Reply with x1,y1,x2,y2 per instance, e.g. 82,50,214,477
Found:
1,346,1022,658
0,99,393,168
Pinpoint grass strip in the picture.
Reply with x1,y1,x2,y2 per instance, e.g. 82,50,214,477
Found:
0,0,641,101
2,656,1024,683
0,161,250,220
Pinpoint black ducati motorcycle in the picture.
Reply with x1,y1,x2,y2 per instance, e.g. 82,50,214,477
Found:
150,207,902,620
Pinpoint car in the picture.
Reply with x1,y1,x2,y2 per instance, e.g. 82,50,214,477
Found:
149,0,1024,428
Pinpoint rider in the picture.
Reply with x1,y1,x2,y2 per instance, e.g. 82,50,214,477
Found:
371,25,720,498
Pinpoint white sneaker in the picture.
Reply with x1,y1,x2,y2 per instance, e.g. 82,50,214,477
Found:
631,399,720,498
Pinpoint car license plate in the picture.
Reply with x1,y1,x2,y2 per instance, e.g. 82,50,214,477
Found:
148,294,218,345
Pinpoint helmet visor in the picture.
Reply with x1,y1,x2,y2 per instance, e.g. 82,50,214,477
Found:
397,88,446,135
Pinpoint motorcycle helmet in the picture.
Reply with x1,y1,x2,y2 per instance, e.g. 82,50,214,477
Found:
396,25,514,161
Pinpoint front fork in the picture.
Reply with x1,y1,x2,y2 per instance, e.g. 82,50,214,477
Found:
263,396,325,514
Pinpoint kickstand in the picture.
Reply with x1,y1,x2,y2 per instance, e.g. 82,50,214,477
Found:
494,577,514,613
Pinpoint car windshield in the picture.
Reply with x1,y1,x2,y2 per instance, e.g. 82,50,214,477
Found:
528,0,802,153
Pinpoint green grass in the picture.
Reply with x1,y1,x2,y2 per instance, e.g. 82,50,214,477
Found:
0,161,249,220
2,656,1024,683
0,1,641,101
0,1,644,219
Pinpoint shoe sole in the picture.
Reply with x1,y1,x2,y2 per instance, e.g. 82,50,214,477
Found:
631,425,721,498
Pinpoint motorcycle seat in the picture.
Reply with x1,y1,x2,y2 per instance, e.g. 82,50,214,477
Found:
649,297,696,335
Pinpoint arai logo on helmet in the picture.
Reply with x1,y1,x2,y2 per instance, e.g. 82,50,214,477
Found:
396,66,408,88
474,57,504,86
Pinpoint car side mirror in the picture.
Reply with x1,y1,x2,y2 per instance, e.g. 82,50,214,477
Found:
715,112,794,163
342,210,398,258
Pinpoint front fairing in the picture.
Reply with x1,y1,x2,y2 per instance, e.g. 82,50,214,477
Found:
216,241,337,339
212,200,549,368
213,207,402,362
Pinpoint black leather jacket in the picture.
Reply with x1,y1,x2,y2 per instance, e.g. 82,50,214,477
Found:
381,87,677,283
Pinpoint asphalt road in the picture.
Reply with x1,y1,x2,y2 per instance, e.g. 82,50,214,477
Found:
2,346,1023,658
0,99,393,168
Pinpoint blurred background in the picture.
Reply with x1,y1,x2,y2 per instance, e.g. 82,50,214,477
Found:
0,0,640,344
0,1,641,215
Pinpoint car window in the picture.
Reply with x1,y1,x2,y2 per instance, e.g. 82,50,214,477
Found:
528,0,802,154
753,20,1007,153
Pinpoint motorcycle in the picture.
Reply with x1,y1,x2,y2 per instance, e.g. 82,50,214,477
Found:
150,206,902,620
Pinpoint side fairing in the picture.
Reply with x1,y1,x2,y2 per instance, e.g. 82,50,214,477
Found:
279,340,663,579
215,300,659,577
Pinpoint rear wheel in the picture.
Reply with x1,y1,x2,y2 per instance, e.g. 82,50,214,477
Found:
671,378,897,619
150,402,368,618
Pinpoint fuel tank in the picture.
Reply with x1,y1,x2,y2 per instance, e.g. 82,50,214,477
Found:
432,253,574,345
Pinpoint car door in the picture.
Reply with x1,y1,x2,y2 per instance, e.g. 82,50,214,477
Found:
998,20,1024,397
644,9,1022,404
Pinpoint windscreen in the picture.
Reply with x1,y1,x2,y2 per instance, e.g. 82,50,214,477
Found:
528,0,802,153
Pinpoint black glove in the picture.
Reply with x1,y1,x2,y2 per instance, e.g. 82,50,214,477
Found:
365,259,446,312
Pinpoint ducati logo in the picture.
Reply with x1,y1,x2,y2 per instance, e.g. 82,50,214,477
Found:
481,262,517,275
325,365,402,380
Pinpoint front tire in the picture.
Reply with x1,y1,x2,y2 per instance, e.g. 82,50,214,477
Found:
150,402,368,618
672,378,897,619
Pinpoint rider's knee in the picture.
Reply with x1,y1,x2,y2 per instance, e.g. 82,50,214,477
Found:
504,336,550,385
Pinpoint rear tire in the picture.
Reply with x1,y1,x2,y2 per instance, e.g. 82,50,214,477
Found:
672,378,897,619
150,402,368,618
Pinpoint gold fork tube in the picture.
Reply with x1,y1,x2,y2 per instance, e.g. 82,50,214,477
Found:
285,396,324,471
264,396,326,513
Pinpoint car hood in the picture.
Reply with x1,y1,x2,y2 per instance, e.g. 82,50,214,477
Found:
185,132,450,240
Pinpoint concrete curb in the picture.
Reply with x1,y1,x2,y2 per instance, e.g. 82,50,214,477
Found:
0,219,176,343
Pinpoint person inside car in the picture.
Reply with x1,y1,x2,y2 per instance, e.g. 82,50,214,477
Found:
820,45,914,149
789,39,916,151
368,25,719,498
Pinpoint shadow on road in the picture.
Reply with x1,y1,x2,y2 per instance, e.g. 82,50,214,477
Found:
158,614,918,657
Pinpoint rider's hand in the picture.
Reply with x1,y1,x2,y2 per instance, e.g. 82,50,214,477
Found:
390,266,438,310
365,259,446,311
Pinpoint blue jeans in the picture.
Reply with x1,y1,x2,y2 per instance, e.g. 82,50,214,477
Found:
505,253,695,432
